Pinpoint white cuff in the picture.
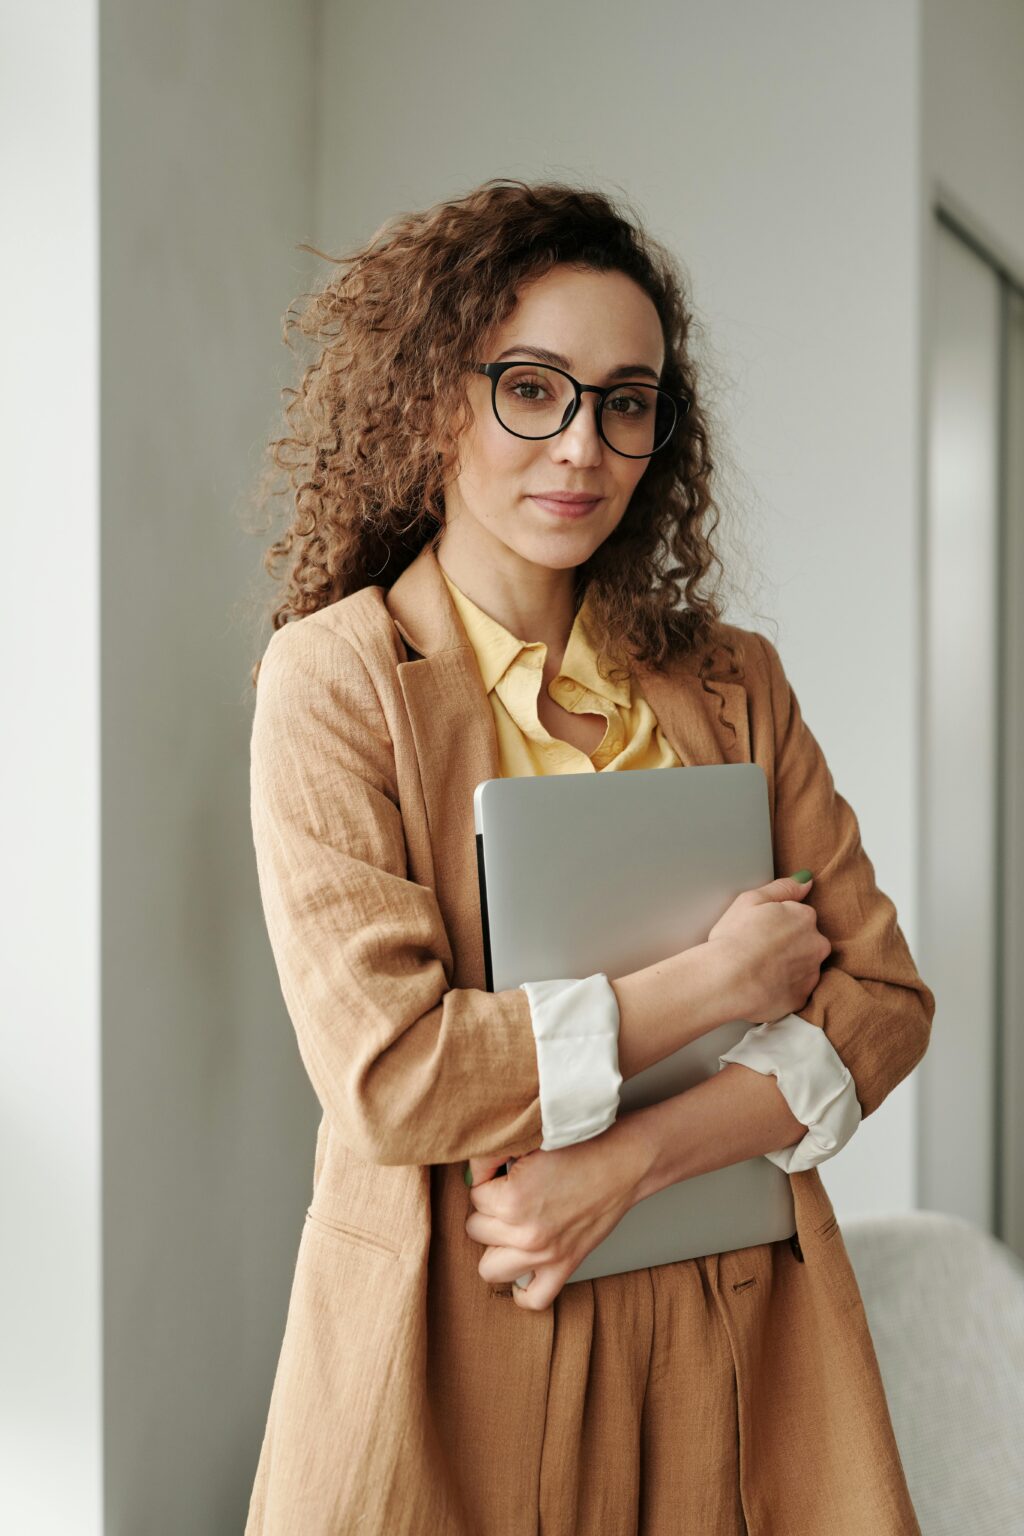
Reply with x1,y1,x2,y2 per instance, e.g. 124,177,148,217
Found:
717,1014,862,1173
519,974,623,1151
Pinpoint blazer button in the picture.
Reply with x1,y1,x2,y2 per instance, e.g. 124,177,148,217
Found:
790,1232,804,1263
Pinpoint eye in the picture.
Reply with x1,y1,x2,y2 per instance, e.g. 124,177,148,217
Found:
500,371,552,403
604,389,651,416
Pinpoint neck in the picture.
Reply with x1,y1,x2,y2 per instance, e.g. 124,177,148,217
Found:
434,526,581,663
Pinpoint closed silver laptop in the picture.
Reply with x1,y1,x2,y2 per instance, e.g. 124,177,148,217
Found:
473,763,796,1283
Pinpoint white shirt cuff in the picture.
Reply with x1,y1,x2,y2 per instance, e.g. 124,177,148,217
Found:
717,1013,862,1172
519,974,623,1151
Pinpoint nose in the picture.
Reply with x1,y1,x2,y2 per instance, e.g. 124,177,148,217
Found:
551,393,603,467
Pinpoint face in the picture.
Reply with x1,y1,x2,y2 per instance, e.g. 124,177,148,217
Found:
440,264,666,575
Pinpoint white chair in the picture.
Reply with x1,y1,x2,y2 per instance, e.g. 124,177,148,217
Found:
840,1209,1024,1535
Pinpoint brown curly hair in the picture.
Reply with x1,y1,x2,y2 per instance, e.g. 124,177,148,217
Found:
246,176,760,719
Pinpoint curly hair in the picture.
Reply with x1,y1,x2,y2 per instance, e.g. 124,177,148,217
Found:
246,176,756,723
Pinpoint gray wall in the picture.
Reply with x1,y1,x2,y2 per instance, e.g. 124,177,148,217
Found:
924,0,1024,265
98,5,321,1530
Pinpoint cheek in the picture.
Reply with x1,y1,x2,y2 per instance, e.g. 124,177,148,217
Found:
481,413,534,472
462,416,538,494
608,460,648,509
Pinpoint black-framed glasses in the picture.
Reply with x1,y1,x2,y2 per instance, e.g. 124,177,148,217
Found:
473,360,690,459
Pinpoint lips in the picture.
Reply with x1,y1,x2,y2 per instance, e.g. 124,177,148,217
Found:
529,494,603,518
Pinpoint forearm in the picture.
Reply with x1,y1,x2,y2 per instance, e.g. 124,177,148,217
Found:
609,940,740,1082
618,1062,808,1206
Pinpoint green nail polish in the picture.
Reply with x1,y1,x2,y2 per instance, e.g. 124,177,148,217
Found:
463,1162,473,1187
790,869,813,883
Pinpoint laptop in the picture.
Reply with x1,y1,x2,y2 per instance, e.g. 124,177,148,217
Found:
473,763,796,1283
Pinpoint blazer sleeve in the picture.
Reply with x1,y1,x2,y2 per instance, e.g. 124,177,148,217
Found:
755,631,936,1120
249,615,545,1167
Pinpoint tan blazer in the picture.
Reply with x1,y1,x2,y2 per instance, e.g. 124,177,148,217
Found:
245,540,935,1535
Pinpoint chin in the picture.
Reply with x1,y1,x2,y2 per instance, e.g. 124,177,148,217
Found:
516,535,602,571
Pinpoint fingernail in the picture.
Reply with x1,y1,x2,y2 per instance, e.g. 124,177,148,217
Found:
790,869,812,883
463,1162,473,1187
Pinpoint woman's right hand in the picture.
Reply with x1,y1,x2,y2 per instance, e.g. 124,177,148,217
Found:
706,874,832,1025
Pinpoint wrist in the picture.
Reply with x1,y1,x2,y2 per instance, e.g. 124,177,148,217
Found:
703,936,748,1024
611,1103,674,1210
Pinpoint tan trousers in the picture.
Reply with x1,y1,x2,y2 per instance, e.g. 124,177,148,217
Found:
427,1161,748,1535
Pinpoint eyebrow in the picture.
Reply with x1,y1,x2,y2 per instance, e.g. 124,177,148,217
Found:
493,344,662,384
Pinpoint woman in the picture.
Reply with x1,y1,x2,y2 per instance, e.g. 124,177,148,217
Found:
245,178,934,1535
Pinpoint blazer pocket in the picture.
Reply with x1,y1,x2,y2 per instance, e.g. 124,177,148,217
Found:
304,1205,403,1261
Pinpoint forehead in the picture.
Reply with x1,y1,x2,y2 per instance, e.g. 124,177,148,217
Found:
487,265,664,372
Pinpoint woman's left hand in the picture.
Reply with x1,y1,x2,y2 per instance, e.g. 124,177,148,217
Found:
464,1117,650,1311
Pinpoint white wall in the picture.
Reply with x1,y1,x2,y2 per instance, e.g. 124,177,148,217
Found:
2,4,102,1533
316,0,926,1218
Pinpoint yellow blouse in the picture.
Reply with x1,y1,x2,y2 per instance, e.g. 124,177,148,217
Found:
439,566,680,775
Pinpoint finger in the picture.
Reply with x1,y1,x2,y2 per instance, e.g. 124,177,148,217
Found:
467,1175,515,1217
748,874,813,905
477,1242,552,1287
511,1261,573,1312
465,1208,544,1250
467,1155,509,1187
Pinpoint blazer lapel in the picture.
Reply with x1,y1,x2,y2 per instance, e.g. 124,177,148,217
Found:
385,547,502,981
633,659,751,768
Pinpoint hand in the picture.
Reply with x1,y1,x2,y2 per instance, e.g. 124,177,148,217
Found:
706,873,831,1023
464,1118,650,1311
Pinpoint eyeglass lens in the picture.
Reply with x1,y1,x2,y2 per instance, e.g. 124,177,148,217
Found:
491,365,677,456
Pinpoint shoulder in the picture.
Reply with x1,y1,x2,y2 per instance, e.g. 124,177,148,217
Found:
259,587,404,683
684,619,778,694
254,588,409,743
